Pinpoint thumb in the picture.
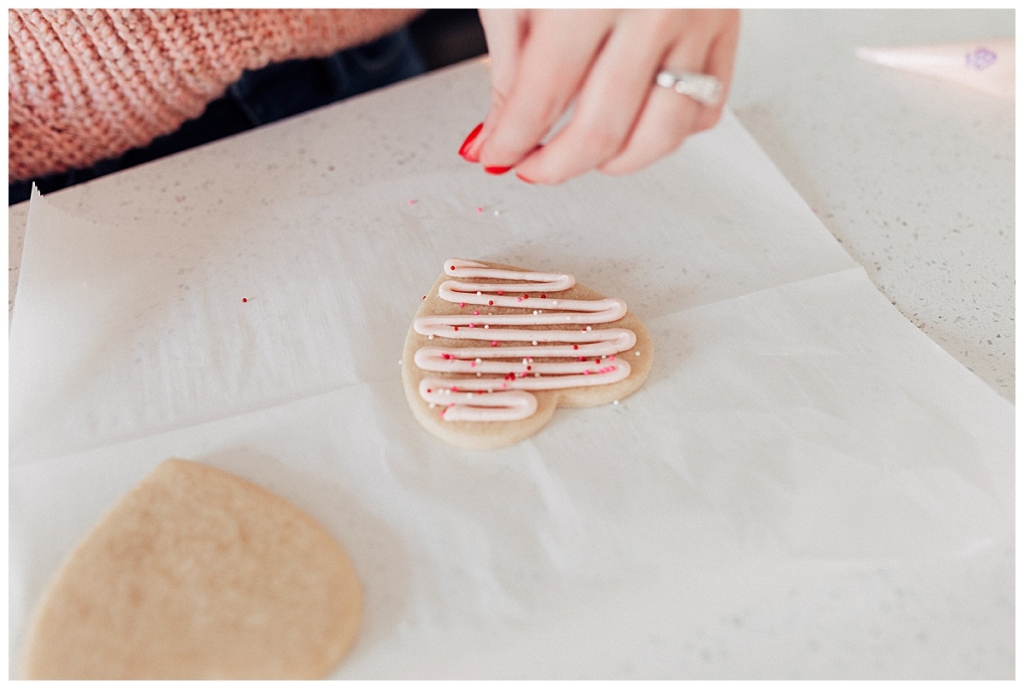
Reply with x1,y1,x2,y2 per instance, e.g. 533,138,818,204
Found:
473,9,528,156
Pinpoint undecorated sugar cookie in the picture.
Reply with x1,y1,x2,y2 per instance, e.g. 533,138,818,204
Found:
22,459,362,679
402,258,653,449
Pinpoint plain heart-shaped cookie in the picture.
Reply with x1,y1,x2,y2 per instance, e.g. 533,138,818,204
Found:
402,258,653,449
22,459,362,679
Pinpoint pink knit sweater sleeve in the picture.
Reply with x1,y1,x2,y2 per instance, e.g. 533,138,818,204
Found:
8,9,423,182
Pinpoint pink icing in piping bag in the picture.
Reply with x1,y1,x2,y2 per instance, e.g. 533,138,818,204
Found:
856,39,1014,100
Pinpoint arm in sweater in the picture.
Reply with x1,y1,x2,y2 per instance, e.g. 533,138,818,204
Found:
9,9,423,182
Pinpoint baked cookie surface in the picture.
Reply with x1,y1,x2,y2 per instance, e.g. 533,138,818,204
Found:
22,458,362,679
402,258,653,449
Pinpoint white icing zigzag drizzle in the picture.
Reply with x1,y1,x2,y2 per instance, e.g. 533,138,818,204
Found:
414,259,636,422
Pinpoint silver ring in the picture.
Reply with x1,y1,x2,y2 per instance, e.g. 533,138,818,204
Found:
655,69,723,106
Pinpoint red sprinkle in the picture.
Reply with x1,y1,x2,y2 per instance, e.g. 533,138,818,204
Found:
488,300,494,306
541,294,547,299
523,294,529,299
453,326,459,331
450,265,455,270
491,341,498,346
241,298,247,303
573,344,579,350
460,302,465,308
497,291,503,295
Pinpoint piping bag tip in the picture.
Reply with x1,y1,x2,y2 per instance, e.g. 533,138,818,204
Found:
856,38,1014,100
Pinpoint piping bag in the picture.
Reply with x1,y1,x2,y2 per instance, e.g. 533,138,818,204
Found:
857,39,1014,99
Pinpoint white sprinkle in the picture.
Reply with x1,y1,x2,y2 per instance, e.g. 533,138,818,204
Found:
398,360,402,365
429,403,436,409
477,291,482,295
484,324,490,329
586,326,592,331
475,358,482,363
532,341,538,346
494,210,500,216
533,310,539,315
522,358,529,365
635,351,640,356
552,301,559,305
428,334,434,340
613,400,619,405
534,373,540,377
477,372,482,377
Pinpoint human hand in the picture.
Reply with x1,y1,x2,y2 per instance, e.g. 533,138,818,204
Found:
458,9,740,185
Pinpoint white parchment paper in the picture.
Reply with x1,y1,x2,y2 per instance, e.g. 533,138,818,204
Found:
9,62,1013,678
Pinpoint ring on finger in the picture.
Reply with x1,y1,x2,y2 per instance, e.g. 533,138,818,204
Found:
654,69,722,106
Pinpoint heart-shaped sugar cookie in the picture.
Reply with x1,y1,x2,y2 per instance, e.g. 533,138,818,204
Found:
402,258,653,449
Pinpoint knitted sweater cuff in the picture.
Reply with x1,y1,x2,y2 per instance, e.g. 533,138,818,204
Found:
9,9,423,182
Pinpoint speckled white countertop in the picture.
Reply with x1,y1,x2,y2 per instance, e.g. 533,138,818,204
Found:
9,9,1013,402
729,9,1014,400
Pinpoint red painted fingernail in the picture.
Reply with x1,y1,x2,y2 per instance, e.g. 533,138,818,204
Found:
484,166,512,175
459,122,484,161
515,172,535,185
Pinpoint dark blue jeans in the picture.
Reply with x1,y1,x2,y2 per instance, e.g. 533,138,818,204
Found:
9,27,426,205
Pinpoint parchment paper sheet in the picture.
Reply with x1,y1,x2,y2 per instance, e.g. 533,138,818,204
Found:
9,62,1013,678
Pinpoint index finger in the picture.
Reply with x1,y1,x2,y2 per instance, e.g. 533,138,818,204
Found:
478,10,615,168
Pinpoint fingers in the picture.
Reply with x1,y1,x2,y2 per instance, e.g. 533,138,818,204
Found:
461,10,741,184
478,9,525,102
691,10,740,133
595,33,711,177
473,9,527,161
599,11,736,177
473,10,617,168
509,11,675,185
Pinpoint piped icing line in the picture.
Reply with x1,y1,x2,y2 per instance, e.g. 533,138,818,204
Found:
415,258,637,422
415,303,626,330
422,385,538,422
443,258,575,289
414,331,635,369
